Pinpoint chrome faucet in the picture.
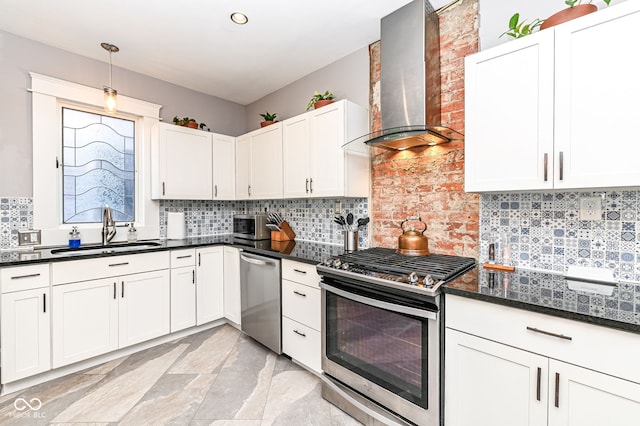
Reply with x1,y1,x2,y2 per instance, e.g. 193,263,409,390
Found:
102,206,117,245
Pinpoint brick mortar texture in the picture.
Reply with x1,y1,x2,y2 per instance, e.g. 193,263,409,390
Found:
369,0,479,258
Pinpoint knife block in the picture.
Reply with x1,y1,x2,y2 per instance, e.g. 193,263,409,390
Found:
271,221,296,241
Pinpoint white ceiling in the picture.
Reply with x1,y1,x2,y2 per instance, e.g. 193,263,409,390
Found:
0,0,451,105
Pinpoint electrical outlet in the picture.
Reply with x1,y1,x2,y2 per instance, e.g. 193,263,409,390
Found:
18,230,42,246
579,197,602,220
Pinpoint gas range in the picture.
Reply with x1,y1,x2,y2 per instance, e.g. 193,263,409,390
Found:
317,247,477,298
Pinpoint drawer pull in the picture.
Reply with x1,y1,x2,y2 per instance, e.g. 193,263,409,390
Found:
43,293,46,313
109,262,129,267
536,367,541,401
555,372,560,408
113,282,117,299
526,326,572,341
293,290,307,297
176,255,192,259
293,269,307,274
543,153,548,182
192,270,195,284
293,329,307,338
121,281,125,298
198,253,201,266
10,273,41,280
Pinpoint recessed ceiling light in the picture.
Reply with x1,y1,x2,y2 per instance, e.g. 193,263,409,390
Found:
231,12,248,25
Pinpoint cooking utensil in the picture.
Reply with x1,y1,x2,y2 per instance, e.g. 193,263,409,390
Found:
397,216,429,256
346,213,354,226
266,223,281,231
357,217,369,229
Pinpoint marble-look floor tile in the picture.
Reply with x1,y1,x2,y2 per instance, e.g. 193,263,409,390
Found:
119,373,216,425
53,344,187,423
261,370,325,426
83,355,128,375
169,325,240,374
192,421,262,426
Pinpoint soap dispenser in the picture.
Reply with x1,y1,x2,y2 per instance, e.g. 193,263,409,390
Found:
127,224,137,242
68,226,81,248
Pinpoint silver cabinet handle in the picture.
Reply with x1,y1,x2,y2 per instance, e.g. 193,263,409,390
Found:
543,153,548,182
109,262,129,267
10,273,41,280
558,151,564,181
240,253,276,267
293,268,307,274
526,326,572,341
293,329,306,338
305,178,309,193
293,290,307,297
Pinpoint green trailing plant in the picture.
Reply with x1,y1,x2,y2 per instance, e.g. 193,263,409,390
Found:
259,111,278,121
565,0,610,6
306,90,335,111
500,13,544,39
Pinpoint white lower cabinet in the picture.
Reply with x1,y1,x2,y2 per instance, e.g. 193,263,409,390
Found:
196,246,224,325
223,246,241,325
170,249,197,332
1,264,51,384
445,296,640,426
281,259,321,373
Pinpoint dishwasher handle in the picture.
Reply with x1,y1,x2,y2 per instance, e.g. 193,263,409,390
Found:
240,253,277,267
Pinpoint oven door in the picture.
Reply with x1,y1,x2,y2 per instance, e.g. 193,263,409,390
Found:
321,277,440,426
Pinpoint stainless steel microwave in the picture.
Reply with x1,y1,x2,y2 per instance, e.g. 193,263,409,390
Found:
233,214,270,240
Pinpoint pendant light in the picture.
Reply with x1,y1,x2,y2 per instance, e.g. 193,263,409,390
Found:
101,42,119,113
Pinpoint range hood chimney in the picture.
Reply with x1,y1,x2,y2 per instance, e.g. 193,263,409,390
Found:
350,0,463,151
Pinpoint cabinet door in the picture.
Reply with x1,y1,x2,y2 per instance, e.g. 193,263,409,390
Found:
309,102,344,197
548,359,640,426
170,266,196,332
53,278,118,368
196,246,224,325
223,246,241,325
1,288,50,383
464,30,555,192
283,115,311,198
282,316,321,374
250,124,283,199
554,2,640,189
212,133,236,200
156,123,213,200
235,134,251,199
118,269,170,348
445,329,548,426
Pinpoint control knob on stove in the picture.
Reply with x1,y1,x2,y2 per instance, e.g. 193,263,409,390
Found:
408,272,419,285
341,262,350,270
332,259,342,269
423,274,436,287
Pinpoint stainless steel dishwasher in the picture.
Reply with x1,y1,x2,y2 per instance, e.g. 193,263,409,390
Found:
240,250,282,354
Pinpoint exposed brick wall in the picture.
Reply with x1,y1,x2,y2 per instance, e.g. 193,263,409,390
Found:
369,0,480,258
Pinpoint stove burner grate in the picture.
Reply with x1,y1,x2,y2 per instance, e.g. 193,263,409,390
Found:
336,247,476,281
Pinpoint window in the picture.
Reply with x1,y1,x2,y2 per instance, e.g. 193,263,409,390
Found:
31,73,161,246
62,108,136,223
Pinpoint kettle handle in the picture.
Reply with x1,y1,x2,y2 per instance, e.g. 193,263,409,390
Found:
400,216,427,234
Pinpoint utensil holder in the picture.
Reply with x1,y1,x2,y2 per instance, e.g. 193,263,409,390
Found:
271,221,296,241
344,231,358,252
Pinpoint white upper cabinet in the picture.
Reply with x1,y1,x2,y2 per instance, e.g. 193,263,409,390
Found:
283,100,370,199
235,123,283,200
212,133,236,199
465,1,640,192
151,123,213,200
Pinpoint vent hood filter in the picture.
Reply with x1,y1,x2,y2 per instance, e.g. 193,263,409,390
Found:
347,0,464,151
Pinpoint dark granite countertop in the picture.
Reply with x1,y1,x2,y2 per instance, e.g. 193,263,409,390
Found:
443,266,640,335
0,236,343,268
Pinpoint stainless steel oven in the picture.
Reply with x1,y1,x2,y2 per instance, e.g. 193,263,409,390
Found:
317,248,476,426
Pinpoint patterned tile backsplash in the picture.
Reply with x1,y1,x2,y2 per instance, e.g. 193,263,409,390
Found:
480,191,640,281
0,197,34,249
159,198,369,248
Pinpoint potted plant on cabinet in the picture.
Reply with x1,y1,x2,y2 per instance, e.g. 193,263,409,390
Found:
501,13,544,38
306,90,335,111
173,116,208,131
259,112,278,127
541,0,611,29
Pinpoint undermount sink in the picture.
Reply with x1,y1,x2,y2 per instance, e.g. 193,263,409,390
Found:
50,241,163,255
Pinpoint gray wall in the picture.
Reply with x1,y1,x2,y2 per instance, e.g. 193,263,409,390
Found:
0,30,246,198
245,47,370,132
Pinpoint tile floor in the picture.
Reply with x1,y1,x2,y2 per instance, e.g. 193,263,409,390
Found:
0,324,362,425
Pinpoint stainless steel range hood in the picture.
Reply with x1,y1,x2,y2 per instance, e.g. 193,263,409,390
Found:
350,0,463,151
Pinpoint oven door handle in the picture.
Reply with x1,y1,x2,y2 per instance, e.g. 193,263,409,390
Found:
321,283,437,320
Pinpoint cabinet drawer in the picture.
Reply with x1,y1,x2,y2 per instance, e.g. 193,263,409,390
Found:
52,251,170,285
282,259,320,289
446,295,640,384
171,249,196,268
282,279,320,330
1,264,50,293
282,316,321,373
